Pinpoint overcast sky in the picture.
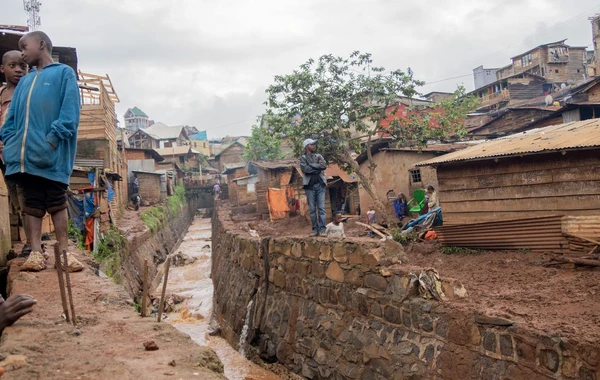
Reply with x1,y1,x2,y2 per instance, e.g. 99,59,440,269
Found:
3,0,599,138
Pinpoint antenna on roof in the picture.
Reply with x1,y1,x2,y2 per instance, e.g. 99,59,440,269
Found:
23,0,41,31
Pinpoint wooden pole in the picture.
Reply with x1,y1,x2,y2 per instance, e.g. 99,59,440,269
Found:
141,259,148,317
355,221,388,239
157,257,171,322
54,249,70,323
62,250,77,326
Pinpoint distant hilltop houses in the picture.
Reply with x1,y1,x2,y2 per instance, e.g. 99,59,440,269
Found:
123,107,152,131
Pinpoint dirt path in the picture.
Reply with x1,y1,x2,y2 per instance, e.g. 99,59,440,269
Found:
407,243,600,344
0,242,225,380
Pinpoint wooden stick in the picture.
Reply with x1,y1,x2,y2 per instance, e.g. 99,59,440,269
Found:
550,256,600,267
141,259,148,317
565,233,600,246
588,245,598,255
62,250,77,326
54,249,70,323
355,221,388,239
157,257,171,322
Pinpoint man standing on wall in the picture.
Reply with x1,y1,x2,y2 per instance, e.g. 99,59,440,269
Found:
299,139,327,237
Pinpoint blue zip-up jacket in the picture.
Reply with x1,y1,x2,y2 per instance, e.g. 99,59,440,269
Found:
0,63,80,185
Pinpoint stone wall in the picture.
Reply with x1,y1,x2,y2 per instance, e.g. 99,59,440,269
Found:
212,207,599,379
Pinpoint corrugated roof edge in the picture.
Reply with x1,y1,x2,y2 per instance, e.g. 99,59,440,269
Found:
416,119,600,167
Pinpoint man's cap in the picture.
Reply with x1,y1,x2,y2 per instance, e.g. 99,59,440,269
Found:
303,138,317,148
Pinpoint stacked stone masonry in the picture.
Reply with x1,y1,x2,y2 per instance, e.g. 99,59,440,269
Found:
212,208,599,379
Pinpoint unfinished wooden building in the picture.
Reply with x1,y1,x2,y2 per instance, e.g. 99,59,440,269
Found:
417,119,600,251
76,72,126,214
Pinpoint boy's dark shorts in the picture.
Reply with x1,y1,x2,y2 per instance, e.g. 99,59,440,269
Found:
6,173,68,218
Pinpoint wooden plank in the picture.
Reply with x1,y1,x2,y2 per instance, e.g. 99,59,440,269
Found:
444,209,600,225
441,180,600,203
437,150,600,179
355,221,388,239
439,166,600,191
441,195,600,214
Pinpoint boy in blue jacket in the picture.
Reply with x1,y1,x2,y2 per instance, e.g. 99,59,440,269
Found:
0,31,80,271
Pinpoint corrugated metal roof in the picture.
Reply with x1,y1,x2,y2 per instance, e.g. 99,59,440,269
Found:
251,159,297,170
324,164,357,183
144,122,185,140
416,119,600,166
155,146,192,156
74,158,104,168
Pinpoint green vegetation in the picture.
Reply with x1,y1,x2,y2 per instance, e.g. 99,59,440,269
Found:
167,185,186,215
67,219,86,250
389,228,418,246
94,227,126,282
141,186,186,233
140,206,166,232
243,124,283,161
440,246,485,255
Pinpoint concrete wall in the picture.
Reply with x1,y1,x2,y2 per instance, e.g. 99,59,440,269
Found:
212,207,599,379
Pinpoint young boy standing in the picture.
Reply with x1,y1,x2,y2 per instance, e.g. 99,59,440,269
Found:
1,51,31,255
325,212,346,238
0,31,81,271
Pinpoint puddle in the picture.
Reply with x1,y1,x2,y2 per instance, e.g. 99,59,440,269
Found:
165,216,281,380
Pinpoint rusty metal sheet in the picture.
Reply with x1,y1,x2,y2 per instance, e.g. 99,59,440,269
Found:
417,119,600,167
434,215,568,251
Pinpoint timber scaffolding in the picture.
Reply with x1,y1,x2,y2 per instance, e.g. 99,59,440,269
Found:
76,71,127,215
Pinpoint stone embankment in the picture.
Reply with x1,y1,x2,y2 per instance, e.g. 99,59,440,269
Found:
212,206,599,379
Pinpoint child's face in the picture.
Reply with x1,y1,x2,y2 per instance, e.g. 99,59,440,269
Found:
369,206,374,211
19,35,44,67
0,54,28,86
334,215,342,224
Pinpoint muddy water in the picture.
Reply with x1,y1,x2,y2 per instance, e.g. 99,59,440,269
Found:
165,216,281,380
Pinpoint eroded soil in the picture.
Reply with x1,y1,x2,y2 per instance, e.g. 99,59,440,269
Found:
407,242,600,344
0,242,225,380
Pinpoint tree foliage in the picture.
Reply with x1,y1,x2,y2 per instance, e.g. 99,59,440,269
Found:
243,124,283,161
263,51,479,223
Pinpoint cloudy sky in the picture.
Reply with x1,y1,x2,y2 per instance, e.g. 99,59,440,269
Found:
3,0,599,138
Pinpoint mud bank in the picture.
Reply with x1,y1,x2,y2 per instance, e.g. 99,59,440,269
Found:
119,197,200,301
212,205,599,379
0,241,225,379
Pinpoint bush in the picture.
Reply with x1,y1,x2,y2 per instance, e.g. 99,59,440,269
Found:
140,206,166,232
167,185,186,215
94,227,126,282
67,219,85,250
389,227,418,246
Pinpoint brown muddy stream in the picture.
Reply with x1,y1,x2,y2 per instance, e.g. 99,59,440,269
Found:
162,216,281,380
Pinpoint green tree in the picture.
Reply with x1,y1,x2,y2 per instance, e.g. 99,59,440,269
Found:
264,52,478,224
243,124,283,161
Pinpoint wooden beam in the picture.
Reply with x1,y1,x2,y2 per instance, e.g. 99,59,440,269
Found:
355,221,388,239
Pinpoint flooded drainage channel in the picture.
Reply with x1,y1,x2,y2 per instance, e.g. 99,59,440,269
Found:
161,215,280,380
